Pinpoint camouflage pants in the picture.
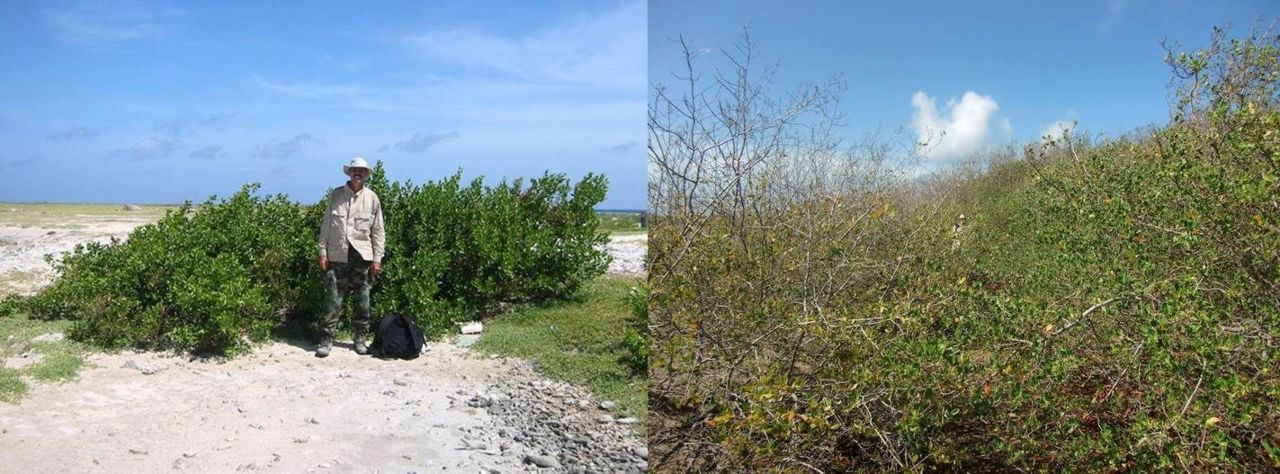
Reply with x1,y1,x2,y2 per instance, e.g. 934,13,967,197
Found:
320,247,372,339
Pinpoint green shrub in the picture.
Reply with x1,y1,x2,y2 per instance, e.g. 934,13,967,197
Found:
29,186,320,355
621,283,649,375
366,165,611,336
26,166,609,355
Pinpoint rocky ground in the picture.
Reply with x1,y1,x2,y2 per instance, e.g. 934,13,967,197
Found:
0,208,649,472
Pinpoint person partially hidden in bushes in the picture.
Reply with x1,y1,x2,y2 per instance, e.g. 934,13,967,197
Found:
316,156,386,358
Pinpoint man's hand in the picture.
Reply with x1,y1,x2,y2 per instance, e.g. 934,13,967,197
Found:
370,262,381,280
319,255,328,271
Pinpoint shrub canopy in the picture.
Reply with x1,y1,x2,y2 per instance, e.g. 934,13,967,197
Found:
26,163,610,356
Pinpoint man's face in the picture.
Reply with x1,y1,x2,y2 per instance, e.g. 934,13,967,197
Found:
348,168,367,184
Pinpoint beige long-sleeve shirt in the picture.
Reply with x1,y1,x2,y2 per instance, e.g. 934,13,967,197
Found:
318,183,385,263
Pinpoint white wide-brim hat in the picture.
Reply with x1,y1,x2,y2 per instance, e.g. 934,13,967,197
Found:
343,156,372,175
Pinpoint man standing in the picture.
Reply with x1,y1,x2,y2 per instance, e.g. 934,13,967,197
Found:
316,157,385,357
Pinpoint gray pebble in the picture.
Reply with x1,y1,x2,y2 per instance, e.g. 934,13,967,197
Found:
523,454,560,468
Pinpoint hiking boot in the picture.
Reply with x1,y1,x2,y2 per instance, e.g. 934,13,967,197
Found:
315,338,332,358
353,332,369,355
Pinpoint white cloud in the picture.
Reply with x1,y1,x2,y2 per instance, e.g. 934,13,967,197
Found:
379,131,460,154
103,137,182,161
43,0,184,44
910,91,1002,160
1,156,41,170
251,76,643,130
405,1,645,89
188,145,226,160
47,126,99,141
248,2,644,164
154,113,236,138
1039,119,1075,142
255,134,319,160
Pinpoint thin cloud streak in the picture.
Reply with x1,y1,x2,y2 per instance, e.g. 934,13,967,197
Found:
380,131,460,154
103,136,182,161
405,2,645,89
154,113,236,137
254,134,319,160
47,126,99,141
42,0,184,44
189,145,226,160
1,156,41,169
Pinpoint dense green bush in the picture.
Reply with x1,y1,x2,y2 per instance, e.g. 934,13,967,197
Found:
25,166,609,355
366,165,611,337
649,27,1279,471
27,187,318,355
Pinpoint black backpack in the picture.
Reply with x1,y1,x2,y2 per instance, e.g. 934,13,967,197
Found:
370,313,425,360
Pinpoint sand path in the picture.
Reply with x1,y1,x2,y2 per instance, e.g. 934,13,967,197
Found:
0,342,534,472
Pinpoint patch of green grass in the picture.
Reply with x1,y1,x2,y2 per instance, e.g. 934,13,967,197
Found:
475,275,648,429
0,367,26,403
26,345,83,382
0,312,85,403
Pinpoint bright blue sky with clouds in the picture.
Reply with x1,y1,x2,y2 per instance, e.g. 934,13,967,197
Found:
650,1,1278,166
0,0,645,209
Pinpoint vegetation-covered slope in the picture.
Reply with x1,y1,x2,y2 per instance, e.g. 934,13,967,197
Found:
649,27,1279,471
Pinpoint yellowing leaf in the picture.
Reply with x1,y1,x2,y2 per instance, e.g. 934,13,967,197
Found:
1205,416,1221,428
1044,324,1055,333
708,411,734,427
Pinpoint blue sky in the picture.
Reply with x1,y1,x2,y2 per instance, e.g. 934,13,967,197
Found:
650,1,1278,166
0,0,646,209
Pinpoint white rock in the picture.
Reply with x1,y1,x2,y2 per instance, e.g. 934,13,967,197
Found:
32,332,64,343
122,360,159,375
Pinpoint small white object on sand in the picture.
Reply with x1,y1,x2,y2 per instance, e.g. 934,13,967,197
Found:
460,322,483,335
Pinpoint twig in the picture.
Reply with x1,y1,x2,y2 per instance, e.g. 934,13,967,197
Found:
1179,358,1205,416
1051,297,1121,336
1101,343,1143,404
785,458,824,474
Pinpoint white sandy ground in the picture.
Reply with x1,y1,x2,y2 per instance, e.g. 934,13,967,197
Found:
0,219,155,297
604,234,647,277
0,213,649,473
0,342,534,473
